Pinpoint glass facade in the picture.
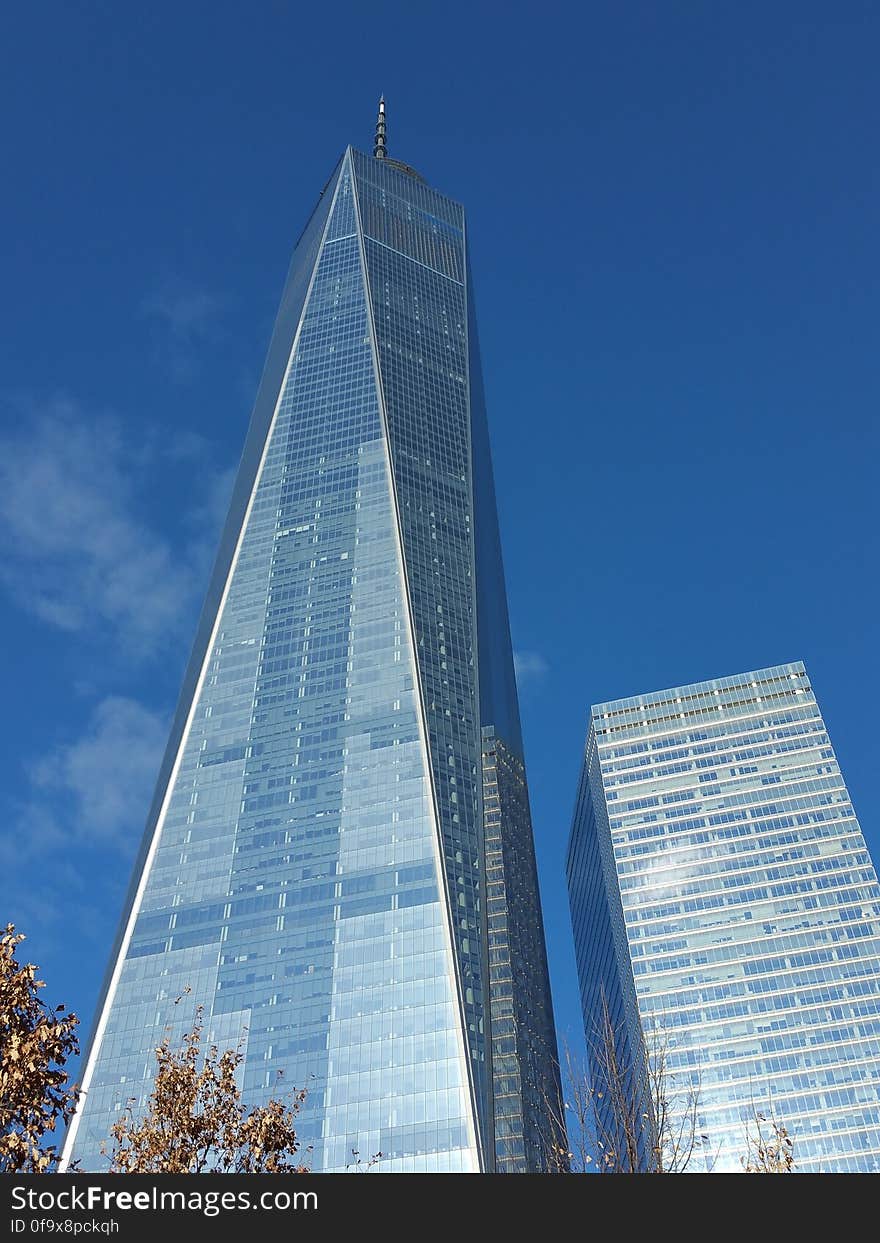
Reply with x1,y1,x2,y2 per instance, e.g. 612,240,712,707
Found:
483,727,563,1171
567,661,880,1171
62,145,560,1173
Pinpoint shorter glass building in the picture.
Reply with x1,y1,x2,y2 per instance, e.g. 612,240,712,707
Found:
567,662,880,1172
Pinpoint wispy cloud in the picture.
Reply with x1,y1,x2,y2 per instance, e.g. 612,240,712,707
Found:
143,278,227,382
514,649,550,684
0,397,232,660
184,461,237,583
2,697,167,954
143,281,225,343
0,393,232,965
29,697,168,848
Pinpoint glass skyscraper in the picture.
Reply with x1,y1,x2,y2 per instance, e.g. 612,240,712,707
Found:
62,113,561,1173
567,661,880,1172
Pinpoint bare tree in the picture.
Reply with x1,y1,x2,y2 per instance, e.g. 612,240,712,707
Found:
589,992,646,1172
345,1148,384,1171
546,995,706,1173
104,1007,308,1173
0,924,80,1173
642,1015,704,1173
544,1042,593,1172
548,997,802,1174
741,1109,795,1173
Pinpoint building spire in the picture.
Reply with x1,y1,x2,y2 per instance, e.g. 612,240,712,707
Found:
373,95,387,159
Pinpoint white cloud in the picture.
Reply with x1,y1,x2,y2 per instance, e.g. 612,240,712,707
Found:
0,395,231,959
30,697,167,848
0,398,231,659
184,463,237,584
1,697,167,953
143,282,225,342
143,279,227,382
514,649,550,684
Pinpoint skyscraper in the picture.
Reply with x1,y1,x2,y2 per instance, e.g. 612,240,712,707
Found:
62,105,561,1173
567,661,880,1172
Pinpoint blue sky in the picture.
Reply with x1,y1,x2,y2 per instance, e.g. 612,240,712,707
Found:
1,1,878,1082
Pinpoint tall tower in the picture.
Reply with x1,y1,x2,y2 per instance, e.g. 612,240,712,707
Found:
567,661,880,1171
63,106,562,1173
